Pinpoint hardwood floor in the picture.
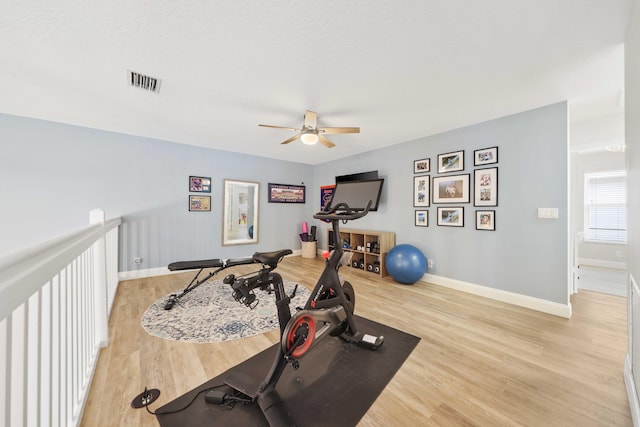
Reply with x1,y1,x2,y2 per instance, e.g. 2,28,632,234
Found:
81,256,632,426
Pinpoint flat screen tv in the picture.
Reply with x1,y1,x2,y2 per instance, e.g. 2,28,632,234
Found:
335,170,378,183
326,178,384,212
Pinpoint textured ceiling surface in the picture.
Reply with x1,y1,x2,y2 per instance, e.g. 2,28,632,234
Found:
0,1,631,164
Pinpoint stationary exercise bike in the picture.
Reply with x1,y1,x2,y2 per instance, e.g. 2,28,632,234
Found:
220,198,384,427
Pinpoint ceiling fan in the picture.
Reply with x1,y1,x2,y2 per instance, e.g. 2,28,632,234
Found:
259,110,360,148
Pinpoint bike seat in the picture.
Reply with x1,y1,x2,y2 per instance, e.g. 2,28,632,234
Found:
253,249,293,267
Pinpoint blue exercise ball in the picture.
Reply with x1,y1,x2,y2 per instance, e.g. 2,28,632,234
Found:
385,244,427,284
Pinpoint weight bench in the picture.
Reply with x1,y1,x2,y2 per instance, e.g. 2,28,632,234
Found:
164,257,256,310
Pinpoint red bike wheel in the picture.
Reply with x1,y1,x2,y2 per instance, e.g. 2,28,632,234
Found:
286,314,316,358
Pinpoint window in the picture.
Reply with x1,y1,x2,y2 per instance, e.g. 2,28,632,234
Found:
584,170,627,243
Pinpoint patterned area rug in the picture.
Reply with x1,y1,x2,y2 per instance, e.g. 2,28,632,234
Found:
141,279,310,343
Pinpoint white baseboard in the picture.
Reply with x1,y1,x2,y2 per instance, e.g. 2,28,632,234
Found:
118,251,304,281
119,258,571,320
119,266,172,281
625,355,640,427
579,257,627,271
421,273,572,318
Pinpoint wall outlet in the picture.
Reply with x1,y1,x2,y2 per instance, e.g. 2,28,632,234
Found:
134,257,143,264
427,259,433,269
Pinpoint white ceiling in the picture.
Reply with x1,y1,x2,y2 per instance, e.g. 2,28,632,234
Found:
0,1,631,165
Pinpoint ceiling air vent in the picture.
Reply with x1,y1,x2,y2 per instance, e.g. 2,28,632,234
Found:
127,70,161,93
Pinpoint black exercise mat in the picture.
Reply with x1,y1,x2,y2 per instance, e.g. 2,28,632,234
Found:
155,315,420,427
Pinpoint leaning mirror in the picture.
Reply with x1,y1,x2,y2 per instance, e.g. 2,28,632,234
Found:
223,179,259,245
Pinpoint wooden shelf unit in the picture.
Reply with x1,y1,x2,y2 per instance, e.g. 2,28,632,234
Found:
327,228,396,277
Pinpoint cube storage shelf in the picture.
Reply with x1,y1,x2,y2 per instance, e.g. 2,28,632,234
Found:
327,228,396,277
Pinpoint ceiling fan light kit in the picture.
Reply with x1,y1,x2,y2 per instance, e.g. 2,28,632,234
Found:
300,130,319,145
259,110,359,148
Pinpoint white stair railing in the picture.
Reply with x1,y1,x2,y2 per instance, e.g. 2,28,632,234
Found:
0,210,121,427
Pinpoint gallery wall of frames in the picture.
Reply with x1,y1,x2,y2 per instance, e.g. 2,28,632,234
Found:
413,146,498,231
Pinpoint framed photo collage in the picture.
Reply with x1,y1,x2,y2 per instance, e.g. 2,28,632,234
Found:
413,146,498,230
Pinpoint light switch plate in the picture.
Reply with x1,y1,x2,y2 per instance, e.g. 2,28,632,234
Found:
538,208,558,219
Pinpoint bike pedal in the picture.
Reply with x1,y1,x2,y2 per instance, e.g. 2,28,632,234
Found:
359,334,384,350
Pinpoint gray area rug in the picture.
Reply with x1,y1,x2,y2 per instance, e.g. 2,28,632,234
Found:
141,280,310,343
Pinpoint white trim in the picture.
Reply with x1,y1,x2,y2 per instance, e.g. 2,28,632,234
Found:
421,273,572,318
583,238,628,245
625,355,640,427
578,257,627,271
118,267,171,281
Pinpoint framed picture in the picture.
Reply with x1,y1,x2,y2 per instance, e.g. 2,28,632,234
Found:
413,175,430,207
415,210,429,227
474,167,498,206
437,207,464,227
437,150,464,173
433,174,470,204
414,158,430,173
189,176,211,193
268,183,306,203
474,146,498,166
476,210,496,231
189,195,211,211
223,179,259,245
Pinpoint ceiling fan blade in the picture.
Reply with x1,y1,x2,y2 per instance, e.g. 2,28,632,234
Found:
281,134,301,145
319,126,360,134
318,134,336,148
304,110,318,129
259,124,301,132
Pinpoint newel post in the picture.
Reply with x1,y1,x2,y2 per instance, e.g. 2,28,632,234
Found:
90,209,109,347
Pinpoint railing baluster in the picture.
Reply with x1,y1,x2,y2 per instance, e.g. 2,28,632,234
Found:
41,280,52,427
10,303,28,427
26,290,43,427
51,274,60,427
78,252,85,402
69,260,76,423
45,275,58,426
1,316,10,427
61,266,69,427
55,270,63,427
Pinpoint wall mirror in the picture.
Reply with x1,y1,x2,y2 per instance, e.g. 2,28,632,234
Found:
223,179,259,245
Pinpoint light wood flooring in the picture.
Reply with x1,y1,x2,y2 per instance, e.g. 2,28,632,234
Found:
81,256,631,426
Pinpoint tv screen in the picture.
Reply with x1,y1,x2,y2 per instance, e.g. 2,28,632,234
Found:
327,178,384,212
335,170,378,183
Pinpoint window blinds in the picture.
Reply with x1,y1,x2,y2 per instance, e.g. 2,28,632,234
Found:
584,170,627,243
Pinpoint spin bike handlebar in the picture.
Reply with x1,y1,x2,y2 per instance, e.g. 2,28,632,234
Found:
312,200,372,222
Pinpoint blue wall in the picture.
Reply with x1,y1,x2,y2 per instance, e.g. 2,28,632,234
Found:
313,102,569,304
0,102,568,304
0,115,314,270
